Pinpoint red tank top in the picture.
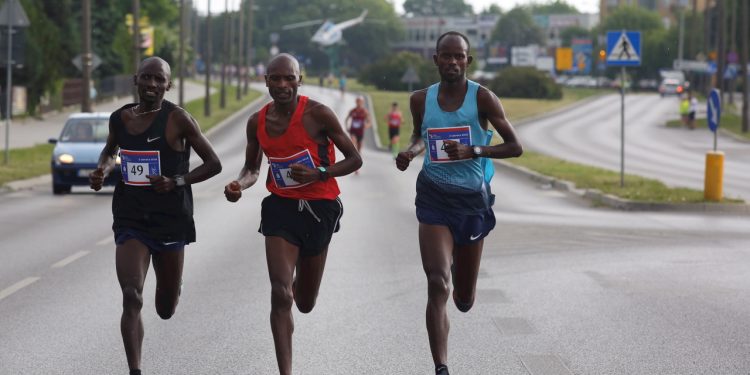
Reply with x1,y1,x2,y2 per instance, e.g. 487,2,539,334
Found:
349,107,367,130
257,96,340,200
387,111,402,128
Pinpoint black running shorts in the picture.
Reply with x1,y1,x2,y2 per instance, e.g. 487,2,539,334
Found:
259,194,343,257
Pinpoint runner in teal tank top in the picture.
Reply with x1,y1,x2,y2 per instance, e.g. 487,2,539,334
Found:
395,31,523,375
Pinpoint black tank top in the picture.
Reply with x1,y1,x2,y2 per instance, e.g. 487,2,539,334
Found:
111,100,195,243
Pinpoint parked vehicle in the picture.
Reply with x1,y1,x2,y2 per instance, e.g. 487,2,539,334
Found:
658,78,685,97
49,113,120,194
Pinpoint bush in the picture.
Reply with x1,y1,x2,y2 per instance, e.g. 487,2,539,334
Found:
489,67,562,99
358,51,439,91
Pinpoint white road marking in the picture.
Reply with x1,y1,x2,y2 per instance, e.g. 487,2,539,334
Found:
51,251,90,269
0,277,41,301
96,236,112,246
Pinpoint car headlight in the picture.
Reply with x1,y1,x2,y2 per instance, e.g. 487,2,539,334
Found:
115,155,121,165
58,154,75,164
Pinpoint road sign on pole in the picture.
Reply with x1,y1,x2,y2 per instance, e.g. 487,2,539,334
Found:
0,0,30,165
606,31,641,67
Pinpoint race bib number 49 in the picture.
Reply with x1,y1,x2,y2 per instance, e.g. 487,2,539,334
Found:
427,126,472,163
269,149,316,189
120,149,161,186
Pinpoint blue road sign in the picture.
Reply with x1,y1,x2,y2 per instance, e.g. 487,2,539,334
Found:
606,31,641,67
707,89,721,132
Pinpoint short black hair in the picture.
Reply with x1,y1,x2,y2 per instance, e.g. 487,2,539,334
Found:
435,31,470,53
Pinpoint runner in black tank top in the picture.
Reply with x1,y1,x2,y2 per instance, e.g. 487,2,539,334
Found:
89,57,222,375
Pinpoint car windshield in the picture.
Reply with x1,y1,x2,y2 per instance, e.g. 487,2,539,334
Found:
60,118,108,142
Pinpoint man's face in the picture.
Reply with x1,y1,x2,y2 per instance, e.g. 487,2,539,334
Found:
434,36,472,83
265,58,301,105
356,98,364,107
134,60,171,104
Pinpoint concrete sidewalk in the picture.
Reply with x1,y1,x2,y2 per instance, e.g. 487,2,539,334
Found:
0,80,211,150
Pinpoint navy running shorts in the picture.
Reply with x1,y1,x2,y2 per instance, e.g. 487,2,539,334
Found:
259,194,343,257
416,205,496,246
388,127,400,139
115,228,186,254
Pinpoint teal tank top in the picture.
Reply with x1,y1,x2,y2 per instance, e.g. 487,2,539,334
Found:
421,80,494,192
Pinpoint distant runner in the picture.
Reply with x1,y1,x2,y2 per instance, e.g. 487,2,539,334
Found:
89,56,222,375
345,96,371,154
224,53,361,375
386,101,403,159
395,31,522,375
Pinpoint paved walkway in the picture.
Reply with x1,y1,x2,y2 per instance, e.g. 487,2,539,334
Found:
0,80,211,150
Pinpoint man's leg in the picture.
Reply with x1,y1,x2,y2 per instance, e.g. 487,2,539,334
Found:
452,240,484,312
266,237,300,375
293,248,329,313
115,239,151,371
151,249,185,319
419,223,454,368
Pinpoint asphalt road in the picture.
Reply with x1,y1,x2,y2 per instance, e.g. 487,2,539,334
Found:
516,93,750,201
2,86,750,374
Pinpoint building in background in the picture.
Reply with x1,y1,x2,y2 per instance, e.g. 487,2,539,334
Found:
599,0,708,26
394,14,499,61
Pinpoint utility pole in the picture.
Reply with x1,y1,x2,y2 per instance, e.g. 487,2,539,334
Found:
204,0,212,117
244,0,253,95
132,0,141,102
220,0,228,109
716,0,725,93
228,3,234,102
178,0,185,107
728,0,737,104
81,0,92,112
741,0,748,133
237,0,244,100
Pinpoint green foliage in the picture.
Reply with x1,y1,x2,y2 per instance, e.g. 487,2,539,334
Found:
357,51,438,91
479,4,503,16
403,0,473,16
490,7,545,47
528,0,580,15
560,26,591,47
489,67,562,99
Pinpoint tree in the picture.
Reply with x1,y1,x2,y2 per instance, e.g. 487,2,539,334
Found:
490,7,545,47
529,0,580,15
489,67,561,99
560,26,591,47
479,4,502,16
596,6,665,81
358,51,438,91
403,0,473,16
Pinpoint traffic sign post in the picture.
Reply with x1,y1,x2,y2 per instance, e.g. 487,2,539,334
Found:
705,88,724,201
606,30,642,187
0,0,30,165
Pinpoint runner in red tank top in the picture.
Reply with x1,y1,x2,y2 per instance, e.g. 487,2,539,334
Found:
223,53,361,375
386,101,403,159
345,96,370,154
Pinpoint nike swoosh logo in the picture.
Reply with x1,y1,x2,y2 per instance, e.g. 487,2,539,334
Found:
147,137,161,143
162,241,179,246
469,233,482,241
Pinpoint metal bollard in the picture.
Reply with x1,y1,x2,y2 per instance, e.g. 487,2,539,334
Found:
704,151,724,201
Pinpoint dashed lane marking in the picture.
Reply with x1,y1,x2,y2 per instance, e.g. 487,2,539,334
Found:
51,251,90,269
0,277,41,301
96,236,112,246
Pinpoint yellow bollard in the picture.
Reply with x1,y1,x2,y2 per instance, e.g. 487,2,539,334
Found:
704,151,724,201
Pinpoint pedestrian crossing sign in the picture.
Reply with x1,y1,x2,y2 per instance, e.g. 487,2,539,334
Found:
606,31,641,66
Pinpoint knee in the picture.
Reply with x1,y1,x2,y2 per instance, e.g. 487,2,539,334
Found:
270,282,294,312
426,272,450,301
121,286,143,312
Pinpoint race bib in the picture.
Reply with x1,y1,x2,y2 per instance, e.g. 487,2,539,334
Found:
269,149,316,189
120,149,161,186
427,126,472,163
351,119,364,129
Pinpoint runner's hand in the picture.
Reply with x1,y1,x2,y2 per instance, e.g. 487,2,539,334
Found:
147,175,175,193
396,151,414,171
443,140,471,160
89,168,105,191
224,181,242,202
289,163,318,184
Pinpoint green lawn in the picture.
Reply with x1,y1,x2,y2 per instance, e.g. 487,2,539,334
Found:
0,87,261,187
666,111,750,140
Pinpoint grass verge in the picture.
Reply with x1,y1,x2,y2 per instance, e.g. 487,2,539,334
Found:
507,150,742,204
0,86,261,187
666,111,750,141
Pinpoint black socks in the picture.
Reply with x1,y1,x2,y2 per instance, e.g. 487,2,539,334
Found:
129,370,141,375
436,364,449,375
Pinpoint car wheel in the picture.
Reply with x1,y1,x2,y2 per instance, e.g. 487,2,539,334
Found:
53,183,72,195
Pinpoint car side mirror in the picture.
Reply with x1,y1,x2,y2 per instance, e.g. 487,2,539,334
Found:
48,138,58,144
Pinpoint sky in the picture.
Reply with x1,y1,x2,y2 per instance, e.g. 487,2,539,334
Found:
193,0,600,15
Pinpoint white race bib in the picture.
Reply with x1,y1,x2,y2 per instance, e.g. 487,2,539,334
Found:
427,126,472,163
268,150,316,189
120,149,161,186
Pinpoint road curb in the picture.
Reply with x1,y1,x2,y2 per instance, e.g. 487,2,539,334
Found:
495,159,750,214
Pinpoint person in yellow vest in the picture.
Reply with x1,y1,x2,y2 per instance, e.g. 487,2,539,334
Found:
679,94,690,128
